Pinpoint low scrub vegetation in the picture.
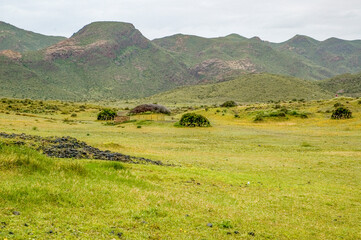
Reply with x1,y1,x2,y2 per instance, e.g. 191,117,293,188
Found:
253,108,309,122
220,100,237,108
97,108,117,120
178,113,210,127
129,104,170,115
331,107,352,119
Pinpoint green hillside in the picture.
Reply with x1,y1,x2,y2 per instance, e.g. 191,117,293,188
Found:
0,22,197,101
0,21,66,52
153,34,361,81
145,73,333,104
277,35,361,75
153,34,334,81
0,21,360,101
317,72,361,97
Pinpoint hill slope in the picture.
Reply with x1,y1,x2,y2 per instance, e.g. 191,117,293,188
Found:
153,34,361,81
145,73,333,104
0,21,360,101
0,22,196,100
317,72,361,97
277,35,361,75
0,21,66,52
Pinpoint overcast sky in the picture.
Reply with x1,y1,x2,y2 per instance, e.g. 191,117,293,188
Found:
1,0,361,42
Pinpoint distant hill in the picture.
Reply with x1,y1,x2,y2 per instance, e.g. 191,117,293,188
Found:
0,21,66,52
144,73,333,104
0,22,196,100
317,72,361,97
277,35,361,76
153,33,361,81
0,21,360,101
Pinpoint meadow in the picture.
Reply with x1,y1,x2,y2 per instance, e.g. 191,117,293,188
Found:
0,97,360,239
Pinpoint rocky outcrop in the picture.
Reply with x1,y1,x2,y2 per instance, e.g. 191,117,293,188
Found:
0,132,164,165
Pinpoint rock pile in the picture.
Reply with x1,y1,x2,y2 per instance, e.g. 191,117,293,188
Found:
0,132,163,165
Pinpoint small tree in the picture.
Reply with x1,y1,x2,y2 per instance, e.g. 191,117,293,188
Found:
220,101,237,108
331,107,352,119
97,109,117,120
179,113,210,127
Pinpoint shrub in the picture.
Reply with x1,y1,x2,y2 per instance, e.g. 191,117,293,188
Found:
253,113,264,122
97,109,117,120
220,101,237,108
71,113,77,117
179,113,210,127
129,104,170,115
269,111,286,117
331,107,352,119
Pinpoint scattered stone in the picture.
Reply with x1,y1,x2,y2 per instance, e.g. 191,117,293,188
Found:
24,223,29,227
48,230,53,234
207,223,213,228
248,231,255,236
185,214,189,217
9,231,14,234
227,232,232,235
117,232,123,238
141,221,148,224
234,231,239,234
13,211,20,215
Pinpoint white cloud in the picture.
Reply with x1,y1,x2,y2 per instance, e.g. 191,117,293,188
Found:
0,0,361,42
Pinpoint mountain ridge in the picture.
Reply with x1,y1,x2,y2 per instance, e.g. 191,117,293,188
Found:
0,21,360,101
0,21,66,52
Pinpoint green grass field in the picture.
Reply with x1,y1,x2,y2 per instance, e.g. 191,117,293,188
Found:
0,97,360,239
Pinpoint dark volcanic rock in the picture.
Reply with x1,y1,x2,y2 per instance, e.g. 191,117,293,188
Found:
0,132,164,165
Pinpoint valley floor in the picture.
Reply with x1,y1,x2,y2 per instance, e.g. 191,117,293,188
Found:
0,98,360,239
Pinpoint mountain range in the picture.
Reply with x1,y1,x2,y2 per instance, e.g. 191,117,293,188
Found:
0,21,360,101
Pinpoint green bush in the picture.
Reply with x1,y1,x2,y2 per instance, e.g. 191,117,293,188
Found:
220,101,237,108
331,107,352,119
179,113,210,127
97,109,117,120
253,113,264,122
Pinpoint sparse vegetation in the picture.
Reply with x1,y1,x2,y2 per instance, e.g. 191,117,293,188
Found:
129,104,171,115
331,107,352,119
97,108,117,120
179,113,210,127
220,100,237,107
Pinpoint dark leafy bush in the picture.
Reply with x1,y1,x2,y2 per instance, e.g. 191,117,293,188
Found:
220,101,237,108
331,107,352,119
179,113,210,127
97,109,117,120
129,104,170,115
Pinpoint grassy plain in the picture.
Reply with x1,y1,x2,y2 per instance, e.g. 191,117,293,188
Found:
0,97,360,239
